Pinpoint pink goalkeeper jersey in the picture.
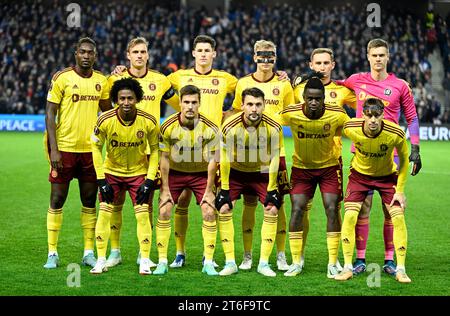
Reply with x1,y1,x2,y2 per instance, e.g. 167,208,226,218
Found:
338,72,420,146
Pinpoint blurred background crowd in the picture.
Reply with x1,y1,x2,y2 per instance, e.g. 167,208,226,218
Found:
1,0,449,123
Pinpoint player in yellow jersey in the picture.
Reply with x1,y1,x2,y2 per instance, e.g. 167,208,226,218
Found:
108,37,180,118
155,85,220,276
43,37,112,269
89,78,159,275
166,35,237,268
226,40,294,271
293,48,356,108
291,48,356,269
216,87,283,277
337,39,421,276
335,98,411,283
279,78,349,278
167,35,289,269
168,35,238,127
112,35,289,268
105,37,180,269
111,35,235,268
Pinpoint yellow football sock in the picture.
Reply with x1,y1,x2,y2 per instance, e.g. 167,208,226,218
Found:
202,220,217,261
156,219,171,262
242,200,257,253
47,207,63,253
276,204,287,253
174,206,188,254
218,213,235,262
95,203,113,258
135,204,152,259
288,231,303,265
81,206,96,251
327,232,341,265
260,214,278,262
389,207,408,267
341,202,361,265
301,199,312,258
110,204,123,250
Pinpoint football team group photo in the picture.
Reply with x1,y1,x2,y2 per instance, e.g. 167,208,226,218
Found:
1,0,449,297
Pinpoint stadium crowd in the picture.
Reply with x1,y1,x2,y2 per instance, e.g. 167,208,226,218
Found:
0,0,448,122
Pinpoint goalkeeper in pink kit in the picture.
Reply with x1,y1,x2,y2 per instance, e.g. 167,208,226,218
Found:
337,38,421,276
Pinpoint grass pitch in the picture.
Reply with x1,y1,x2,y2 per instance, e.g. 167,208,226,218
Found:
0,132,449,296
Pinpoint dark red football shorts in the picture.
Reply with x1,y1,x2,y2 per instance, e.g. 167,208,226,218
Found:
48,151,96,183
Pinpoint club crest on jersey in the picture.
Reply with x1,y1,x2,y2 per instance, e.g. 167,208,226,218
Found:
273,88,280,96
380,144,388,151
136,130,144,139
188,78,193,83
323,123,331,131
212,78,219,85
149,83,156,91
95,83,101,92
384,88,392,96
94,126,100,135
51,169,58,178
330,91,337,98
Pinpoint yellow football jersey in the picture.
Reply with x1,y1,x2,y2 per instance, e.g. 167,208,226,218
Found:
231,73,293,157
168,68,238,126
294,80,356,109
159,113,219,173
343,118,409,192
91,108,159,179
220,112,283,191
232,73,295,117
279,104,349,169
294,80,356,159
107,68,178,121
46,67,109,152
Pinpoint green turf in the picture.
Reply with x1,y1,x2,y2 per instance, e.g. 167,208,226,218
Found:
0,132,449,296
